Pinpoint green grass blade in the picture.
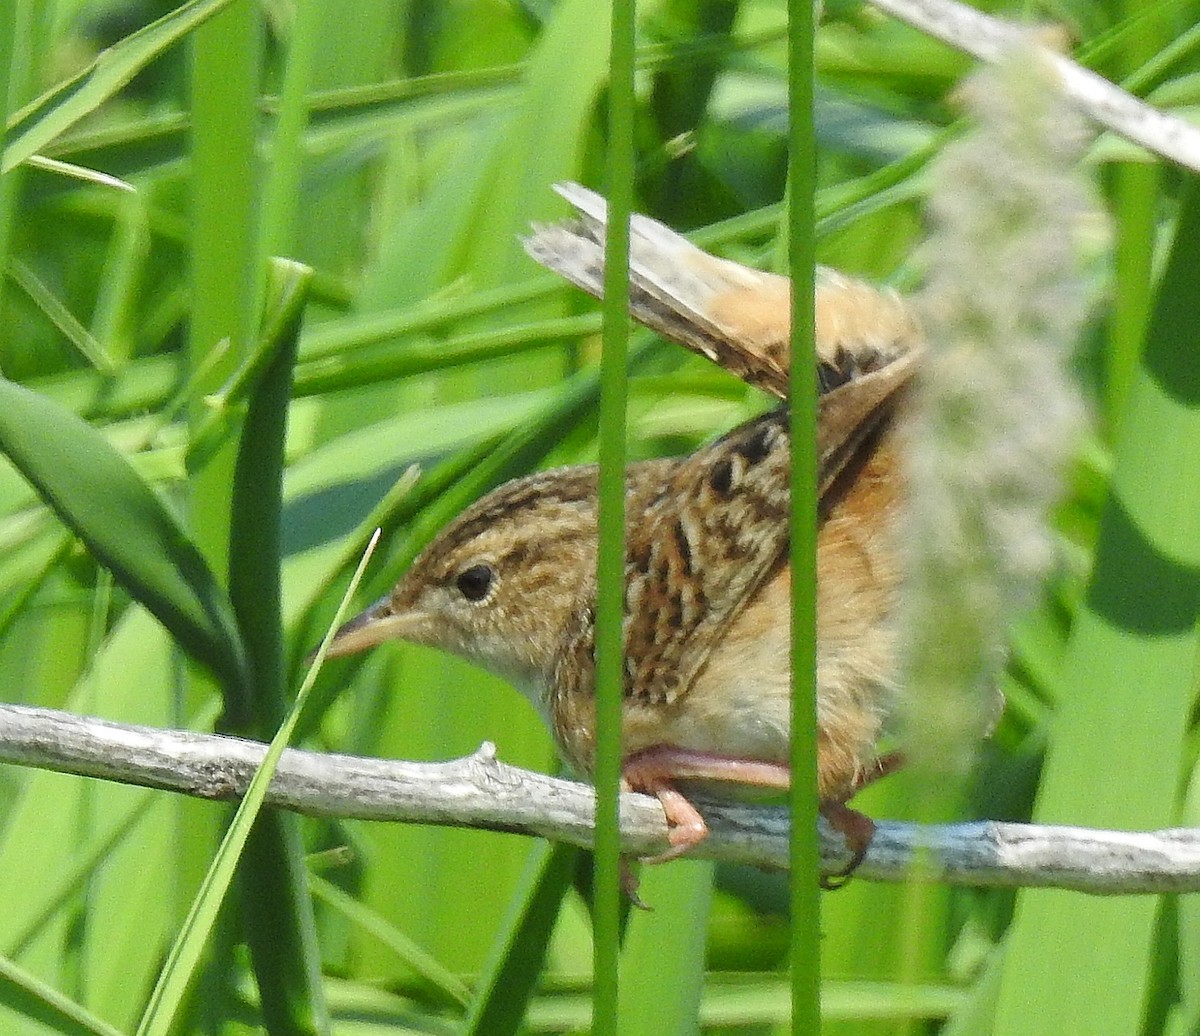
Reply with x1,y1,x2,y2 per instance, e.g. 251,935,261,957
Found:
1106,163,1158,424
228,259,330,1035
182,26,263,995
464,842,579,1035
788,0,821,1029
616,861,714,1034
0,3,11,159
0,0,26,330
186,0,261,554
7,257,117,373
0,378,248,692
229,258,311,731
133,531,379,1036
309,875,470,1011
258,0,318,259
994,177,1200,1036
295,315,603,397
594,0,634,1031
0,953,125,1036
2,0,236,172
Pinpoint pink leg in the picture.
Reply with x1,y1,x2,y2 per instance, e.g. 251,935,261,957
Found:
819,751,906,889
620,745,905,887
622,746,791,864
818,801,876,890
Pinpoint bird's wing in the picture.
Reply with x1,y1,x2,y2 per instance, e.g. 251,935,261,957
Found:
528,183,922,705
523,181,923,400
623,349,918,706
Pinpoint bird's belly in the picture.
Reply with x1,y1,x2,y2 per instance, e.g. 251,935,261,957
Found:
620,563,893,800
637,597,793,765
552,522,898,801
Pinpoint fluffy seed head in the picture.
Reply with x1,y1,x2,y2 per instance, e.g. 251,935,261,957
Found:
900,44,1098,780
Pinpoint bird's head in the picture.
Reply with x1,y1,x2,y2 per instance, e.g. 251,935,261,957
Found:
323,467,599,705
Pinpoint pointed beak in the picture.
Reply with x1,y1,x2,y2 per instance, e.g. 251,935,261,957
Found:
320,594,413,660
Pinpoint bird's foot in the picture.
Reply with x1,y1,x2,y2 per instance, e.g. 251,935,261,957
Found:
622,745,790,865
818,799,876,890
817,752,904,889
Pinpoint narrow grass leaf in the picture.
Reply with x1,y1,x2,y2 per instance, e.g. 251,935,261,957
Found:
309,875,470,1011
788,0,821,1028
188,262,312,471
0,3,18,319
3,0,236,172
133,530,380,1036
523,976,965,1029
227,258,330,1034
8,257,117,372
297,279,553,361
594,2,634,1031
616,861,714,1034
258,0,318,260
0,379,249,692
24,153,135,192
464,841,579,1035
295,315,602,397
0,953,125,1036
994,178,1200,1036
40,76,509,188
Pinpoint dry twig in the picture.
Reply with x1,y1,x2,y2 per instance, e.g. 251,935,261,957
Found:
866,0,1200,173
2,703,1198,893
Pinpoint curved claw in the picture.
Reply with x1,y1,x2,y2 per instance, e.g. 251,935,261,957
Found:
621,744,791,865
819,797,878,889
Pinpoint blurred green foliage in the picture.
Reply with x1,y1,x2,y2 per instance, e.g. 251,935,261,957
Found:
1,0,1199,1033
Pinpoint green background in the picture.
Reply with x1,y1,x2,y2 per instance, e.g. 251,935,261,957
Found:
1,0,1199,1033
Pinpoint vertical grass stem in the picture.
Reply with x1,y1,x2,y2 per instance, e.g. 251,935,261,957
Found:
594,0,636,1031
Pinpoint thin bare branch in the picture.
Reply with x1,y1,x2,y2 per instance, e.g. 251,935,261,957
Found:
865,0,1200,174
1,703,1197,893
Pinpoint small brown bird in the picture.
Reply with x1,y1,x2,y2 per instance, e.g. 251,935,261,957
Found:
326,183,922,873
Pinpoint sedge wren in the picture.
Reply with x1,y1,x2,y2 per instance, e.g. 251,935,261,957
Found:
325,183,923,872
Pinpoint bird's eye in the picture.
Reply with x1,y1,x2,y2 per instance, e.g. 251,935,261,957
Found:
455,563,495,602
